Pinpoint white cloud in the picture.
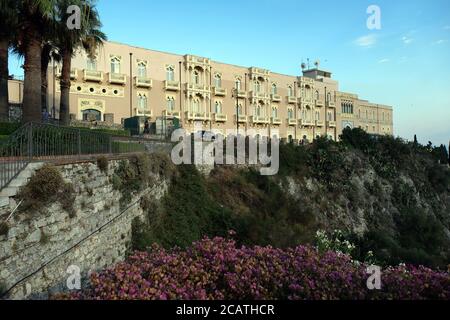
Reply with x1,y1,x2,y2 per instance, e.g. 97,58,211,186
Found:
354,34,377,48
378,58,390,64
433,39,448,45
402,36,414,45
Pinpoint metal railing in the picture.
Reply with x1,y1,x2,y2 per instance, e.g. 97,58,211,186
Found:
0,122,150,191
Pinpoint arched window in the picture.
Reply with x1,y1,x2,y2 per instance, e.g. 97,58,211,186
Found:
256,104,262,117
315,90,319,100
215,101,222,114
272,83,277,95
111,57,121,74
254,81,261,93
138,93,148,109
288,108,293,119
237,104,243,115
87,58,97,71
327,92,332,102
192,99,200,113
272,107,278,118
137,62,147,77
166,97,175,111
327,111,333,121
193,70,200,85
288,86,293,97
235,79,241,90
215,74,222,88
166,66,175,81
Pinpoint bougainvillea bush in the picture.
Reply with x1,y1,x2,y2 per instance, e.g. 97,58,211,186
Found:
62,237,450,300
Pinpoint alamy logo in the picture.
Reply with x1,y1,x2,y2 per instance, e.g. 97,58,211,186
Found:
66,5,81,30
366,265,382,290
367,5,382,30
66,265,81,290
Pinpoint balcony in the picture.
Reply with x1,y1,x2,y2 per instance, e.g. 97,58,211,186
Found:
213,87,227,96
287,118,297,126
327,121,337,127
186,111,211,121
271,117,282,125
316,120,324,127
165,80,180,91
108,73,126,85
236,90,247,98
135,76,153,88
213,113,227,122
316,99,324,107
135,108,152,117
287,96,297,104
56,68,77,80
163,110,181,119
83,69,103,82
298,97,314,105
271,94,282,102
186,83,211,93
235,115,248,123
300,119,314,126
249,91,270,100
327,101,336,108
250,116,269,124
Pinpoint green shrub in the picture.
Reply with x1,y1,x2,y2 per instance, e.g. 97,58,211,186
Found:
96,156,109,173
19,165,76,216
0,222,9,237
0,122,21,135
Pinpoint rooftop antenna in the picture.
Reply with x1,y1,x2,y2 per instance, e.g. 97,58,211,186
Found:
314,59,320,69
307,58,310,69
301,62,307,70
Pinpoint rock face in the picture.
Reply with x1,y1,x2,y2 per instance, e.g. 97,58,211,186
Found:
0,159,168,300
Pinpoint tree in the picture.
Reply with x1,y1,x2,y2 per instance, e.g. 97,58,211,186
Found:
17,0,57,123
0,0,19,121
56,0,106,125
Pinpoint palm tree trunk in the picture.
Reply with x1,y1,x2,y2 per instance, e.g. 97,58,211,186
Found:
0,39,9,121
22,32,43,123
41,44,51,114
59,48,72,126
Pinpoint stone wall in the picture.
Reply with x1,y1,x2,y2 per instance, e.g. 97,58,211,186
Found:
0,159,168,300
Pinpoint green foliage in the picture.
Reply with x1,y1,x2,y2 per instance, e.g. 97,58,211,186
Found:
0,122,21,135
96,156,108,173
18,165,76,216
0,222,9,237
72,127,131,137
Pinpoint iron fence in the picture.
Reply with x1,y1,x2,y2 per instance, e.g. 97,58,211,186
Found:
0,122,150,191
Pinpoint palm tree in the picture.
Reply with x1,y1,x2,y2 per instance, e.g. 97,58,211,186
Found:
0,0,19,121
56,0,106,125
17,0,56,123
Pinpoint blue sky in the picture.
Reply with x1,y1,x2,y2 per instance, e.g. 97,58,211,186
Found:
9,0,450,146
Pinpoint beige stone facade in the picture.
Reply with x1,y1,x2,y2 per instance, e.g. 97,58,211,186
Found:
42,40,393,140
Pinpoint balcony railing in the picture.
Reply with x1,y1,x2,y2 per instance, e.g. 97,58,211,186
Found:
271,94,282,102
235,115,247,123
249,91,270,100
165,80,180,91
108,73,126,85
83,69,103,82
300,119,314,126
250,116,269,124
287,96,297,104
135,76,152,88
298,97,314,104
287,118,297,126
135,108,152,117
163,110,181,119
327,101,336,108
186,112,210,121
56,68,77,80
187,83,211,92
213,113,227,122
236,90,247,98
316,120,324,127
327,121,337,127
213,87,227,96
271,117,282,125
316,99,324,107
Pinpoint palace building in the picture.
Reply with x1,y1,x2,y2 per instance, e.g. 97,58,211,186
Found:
43,40,393,141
